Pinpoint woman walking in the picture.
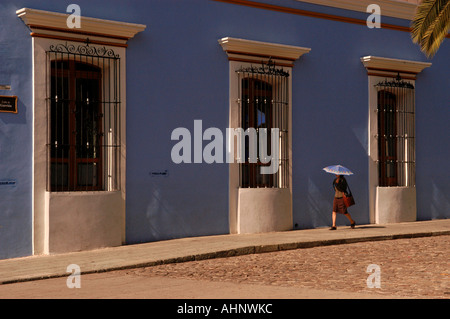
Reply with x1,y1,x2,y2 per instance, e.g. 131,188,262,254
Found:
330,175,356,230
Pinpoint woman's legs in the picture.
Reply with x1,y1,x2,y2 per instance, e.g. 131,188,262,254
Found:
331,211,356,229
331,197,356,229
344,212,356,229
344,212,355,225
332,211,337,227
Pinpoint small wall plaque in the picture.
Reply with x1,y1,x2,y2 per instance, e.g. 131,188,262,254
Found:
0,180,16,187
0,96,18,113
150,170,169,177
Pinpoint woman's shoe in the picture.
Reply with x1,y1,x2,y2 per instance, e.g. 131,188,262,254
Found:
329,226,337,230
351,222,356,229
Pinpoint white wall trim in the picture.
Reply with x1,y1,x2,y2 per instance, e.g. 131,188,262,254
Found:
31,37,127,255
376,187,417,223
221,37,309,234
296,0,419,20
226,61,294,234
366,74,416,223
18,7,143,255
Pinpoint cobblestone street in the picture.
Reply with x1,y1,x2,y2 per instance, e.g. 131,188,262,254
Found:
131,235,450,299
1,223,449,299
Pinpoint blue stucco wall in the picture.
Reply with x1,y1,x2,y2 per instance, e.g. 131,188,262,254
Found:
0,0,448,258
414,44,450,221
0,2,33,259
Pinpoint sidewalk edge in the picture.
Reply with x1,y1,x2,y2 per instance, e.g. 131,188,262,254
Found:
2,229,449,285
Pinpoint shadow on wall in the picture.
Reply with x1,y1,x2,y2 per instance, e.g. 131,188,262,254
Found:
144,181,191,241
132,169,229,243
352,124,368,155
429,181,450,220
306,177,333,228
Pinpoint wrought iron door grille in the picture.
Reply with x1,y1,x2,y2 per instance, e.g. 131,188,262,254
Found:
236,60,290,188
46,42,121,192
376,75,415,187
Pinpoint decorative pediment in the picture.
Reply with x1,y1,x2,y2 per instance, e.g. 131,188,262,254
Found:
17,8,146,47
361,56,432,79
219,37,311,67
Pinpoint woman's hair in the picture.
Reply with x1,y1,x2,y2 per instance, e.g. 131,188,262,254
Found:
334,175,347,192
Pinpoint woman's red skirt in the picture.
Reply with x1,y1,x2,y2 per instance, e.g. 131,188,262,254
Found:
333,197,348,214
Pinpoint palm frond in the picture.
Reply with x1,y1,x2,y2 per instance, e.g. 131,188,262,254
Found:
411,0,450,57
411,0,446,43
421,2,450,57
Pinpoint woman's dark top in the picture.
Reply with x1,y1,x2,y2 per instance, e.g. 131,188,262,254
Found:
333,176,348,196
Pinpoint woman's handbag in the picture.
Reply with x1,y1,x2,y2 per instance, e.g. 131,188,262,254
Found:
343,185,355,207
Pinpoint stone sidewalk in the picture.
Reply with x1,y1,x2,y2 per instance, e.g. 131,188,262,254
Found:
1,219,449,285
